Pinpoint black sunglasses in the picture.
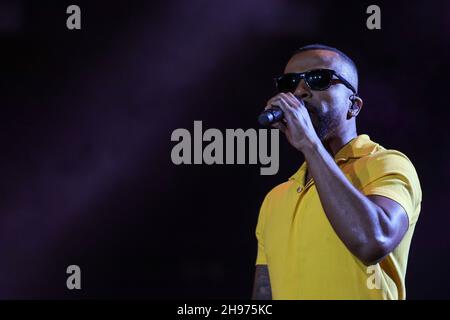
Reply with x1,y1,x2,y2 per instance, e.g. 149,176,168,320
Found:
274,69,356,94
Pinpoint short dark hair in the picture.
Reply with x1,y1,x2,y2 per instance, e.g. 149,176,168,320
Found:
293,44,359,92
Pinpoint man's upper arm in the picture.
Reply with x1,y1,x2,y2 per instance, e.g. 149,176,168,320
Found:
358,151,422,263
367,194,409,254
252,265,272,300
360,150,422,226
255,194,270,265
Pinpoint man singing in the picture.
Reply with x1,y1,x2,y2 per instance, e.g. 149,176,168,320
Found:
252,44,422,300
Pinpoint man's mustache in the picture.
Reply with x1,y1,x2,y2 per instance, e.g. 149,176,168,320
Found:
293,95,316,114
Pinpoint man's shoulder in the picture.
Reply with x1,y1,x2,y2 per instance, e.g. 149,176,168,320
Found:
263,180,295,203
356,146,417,172
353,145,422,196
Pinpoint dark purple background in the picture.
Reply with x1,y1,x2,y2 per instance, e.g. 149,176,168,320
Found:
0,0,449,299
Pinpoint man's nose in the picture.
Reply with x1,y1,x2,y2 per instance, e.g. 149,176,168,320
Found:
294,79,311,100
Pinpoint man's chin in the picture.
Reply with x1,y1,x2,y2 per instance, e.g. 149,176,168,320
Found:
314,125,329,143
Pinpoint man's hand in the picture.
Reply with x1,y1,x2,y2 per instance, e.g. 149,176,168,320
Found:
265,92,320,153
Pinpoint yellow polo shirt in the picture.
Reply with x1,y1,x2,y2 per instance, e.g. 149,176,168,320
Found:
255,134,422,300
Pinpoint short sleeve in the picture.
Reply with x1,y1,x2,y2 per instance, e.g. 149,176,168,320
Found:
255,195,269,265
361,151,422,225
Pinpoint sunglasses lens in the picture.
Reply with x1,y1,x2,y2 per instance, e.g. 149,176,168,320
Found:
276,74,299,93
306,70,333,90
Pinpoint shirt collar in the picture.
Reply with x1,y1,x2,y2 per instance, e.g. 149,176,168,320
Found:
289,134,379,184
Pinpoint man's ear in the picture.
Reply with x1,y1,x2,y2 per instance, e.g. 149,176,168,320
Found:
347,95,363,119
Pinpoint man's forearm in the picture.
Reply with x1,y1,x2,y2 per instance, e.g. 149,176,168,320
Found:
252,265,272,300
303,141,388,264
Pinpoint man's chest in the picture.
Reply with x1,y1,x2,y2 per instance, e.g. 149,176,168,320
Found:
264,186,336,253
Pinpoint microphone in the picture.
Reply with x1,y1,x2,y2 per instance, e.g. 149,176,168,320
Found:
258,106,284,126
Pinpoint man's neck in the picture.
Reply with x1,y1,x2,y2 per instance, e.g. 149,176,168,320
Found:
305,127,358,183
322,129,358,158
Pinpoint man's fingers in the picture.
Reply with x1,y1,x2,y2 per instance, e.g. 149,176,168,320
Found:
263,99,288,133
284,92,306,110
264,94,297,130
266,93,296,111
271,120,287,133
274,96,296,127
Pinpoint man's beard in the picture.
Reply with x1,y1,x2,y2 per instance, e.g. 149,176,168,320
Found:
310,108,340,142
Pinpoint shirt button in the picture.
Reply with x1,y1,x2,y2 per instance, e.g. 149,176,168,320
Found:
297,186,303,193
